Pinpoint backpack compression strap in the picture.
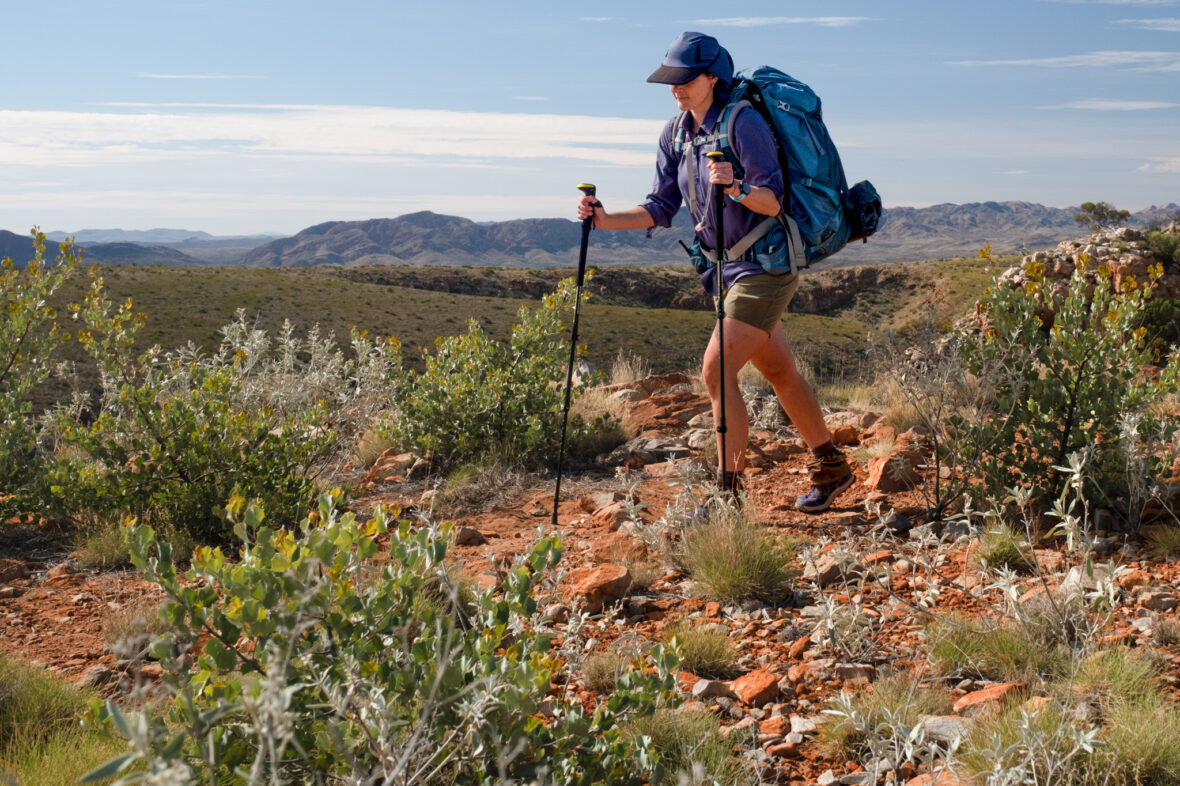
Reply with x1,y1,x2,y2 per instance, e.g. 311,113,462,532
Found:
676,100,800,269
673,101,750,220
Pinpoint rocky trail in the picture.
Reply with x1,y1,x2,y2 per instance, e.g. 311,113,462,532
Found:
3,367,1179,785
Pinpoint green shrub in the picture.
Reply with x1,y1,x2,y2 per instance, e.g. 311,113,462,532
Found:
380,278,607,471
0,232,79,516
51,295,398,543
1147,229,1180,267
88,496,680,784
951,256,1180,515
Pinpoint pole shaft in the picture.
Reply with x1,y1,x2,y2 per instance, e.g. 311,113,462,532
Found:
714,179,727,480
552,213,593,527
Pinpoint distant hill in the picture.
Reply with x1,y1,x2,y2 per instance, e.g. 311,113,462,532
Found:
45,228,217,244
10,202,1179,269
243,202,1180,269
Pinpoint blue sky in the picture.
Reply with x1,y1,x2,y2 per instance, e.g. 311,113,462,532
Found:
1,0,1178,235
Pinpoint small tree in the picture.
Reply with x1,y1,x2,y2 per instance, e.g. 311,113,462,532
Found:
0,231,79,514
1074,201,1130,233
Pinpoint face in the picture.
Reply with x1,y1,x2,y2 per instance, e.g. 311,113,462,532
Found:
670,73,718,114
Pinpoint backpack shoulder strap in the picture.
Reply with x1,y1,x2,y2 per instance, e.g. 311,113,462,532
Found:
674,102,751,219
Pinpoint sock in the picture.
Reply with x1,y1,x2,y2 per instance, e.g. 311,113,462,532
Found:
810,440,837,458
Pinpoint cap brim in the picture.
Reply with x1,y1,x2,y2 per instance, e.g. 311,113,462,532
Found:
646,65,702,85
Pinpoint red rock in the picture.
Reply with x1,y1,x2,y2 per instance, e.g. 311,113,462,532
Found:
788,635,810,659
863,424,897,447
363,449,415,484
766,740,801,758
0,560,31,583
953,682,1025,714
731,669,780,706
865,449,922,492
906,771,967,785
1118,569,1151,591
1022,696,1052,713
138,662,164,680
565,565,631,614
759,716,789,736
592,501,630,532
704,601,722,618
831,424,860,446
863,550,894,566
45,562,76,580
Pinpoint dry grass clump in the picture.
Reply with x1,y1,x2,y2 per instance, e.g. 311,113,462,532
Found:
816,381,879,412
665,620,738,679
927,612,1070,685
627,708,748,786
582,651,626,693
430,459,532,517
972,523,1034,573
679,507,798,604
354,424,397,470
1146,524,1180,559
103,592,169,661
609,350,650,387
737,364,774,394
819,670,952,757
567,387,633,460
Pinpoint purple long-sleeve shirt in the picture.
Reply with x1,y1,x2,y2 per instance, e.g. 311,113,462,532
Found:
641,103,784,296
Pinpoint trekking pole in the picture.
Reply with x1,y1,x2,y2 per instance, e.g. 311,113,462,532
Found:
551,183,597,527
705,152,729,487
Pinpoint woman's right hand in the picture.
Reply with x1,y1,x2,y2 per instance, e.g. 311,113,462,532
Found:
576,194,600,222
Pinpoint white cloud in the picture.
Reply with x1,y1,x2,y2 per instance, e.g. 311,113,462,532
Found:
135,73,265,80
1138,157,1180,172
1044,98,1179,109
1004,170,1031,175
948,49,1180,70
689,16,872,28
0,104,662,169
1114,17,1180,29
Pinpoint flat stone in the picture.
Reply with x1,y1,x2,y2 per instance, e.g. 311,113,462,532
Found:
953,682,1025,715
921,715,971,743
78,664,116,688
592,501,631,532
1141,591,1178,612
835,663,877,684
766,740,801,758
691,679,737,700
789,715,819,735
788,634,810,659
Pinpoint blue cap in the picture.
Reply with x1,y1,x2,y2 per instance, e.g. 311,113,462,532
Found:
646,32,734,86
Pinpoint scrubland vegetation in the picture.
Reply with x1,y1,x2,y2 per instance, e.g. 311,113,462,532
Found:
2,223,1180,784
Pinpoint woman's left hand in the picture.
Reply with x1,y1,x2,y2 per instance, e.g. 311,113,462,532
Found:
705,157,735,187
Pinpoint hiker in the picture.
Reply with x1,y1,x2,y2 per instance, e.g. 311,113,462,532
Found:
575,31,854,513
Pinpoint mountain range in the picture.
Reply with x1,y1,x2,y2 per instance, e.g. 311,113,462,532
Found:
4,202,1177,269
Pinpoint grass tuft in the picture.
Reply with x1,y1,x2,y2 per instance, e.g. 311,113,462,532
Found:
680,508,798,604
819,670,952,758
972,523,1034,573
666,621,738,679
1146,525,1180,559
927,612,1070,685
627,708,748,786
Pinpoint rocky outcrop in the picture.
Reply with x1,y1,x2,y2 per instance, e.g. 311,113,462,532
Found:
998,225,1180,300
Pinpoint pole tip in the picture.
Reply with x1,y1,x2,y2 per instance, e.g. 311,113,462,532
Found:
577,183,597,196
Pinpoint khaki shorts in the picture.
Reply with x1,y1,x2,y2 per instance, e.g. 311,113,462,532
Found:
723,272,800,334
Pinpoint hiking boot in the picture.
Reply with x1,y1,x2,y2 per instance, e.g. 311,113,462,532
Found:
795,450,854,513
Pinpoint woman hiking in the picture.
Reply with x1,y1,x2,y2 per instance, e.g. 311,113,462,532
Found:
576,31,854,513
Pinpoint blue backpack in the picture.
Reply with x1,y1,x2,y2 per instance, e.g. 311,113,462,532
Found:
675,66,882,267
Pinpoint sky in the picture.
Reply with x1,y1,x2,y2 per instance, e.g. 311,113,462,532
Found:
1,0,1178,236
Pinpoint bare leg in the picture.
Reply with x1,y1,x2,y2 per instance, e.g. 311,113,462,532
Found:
701,317,769,473
748,322,832,449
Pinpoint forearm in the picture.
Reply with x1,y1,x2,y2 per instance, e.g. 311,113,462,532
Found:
728,184,781,217
594,205,656,231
